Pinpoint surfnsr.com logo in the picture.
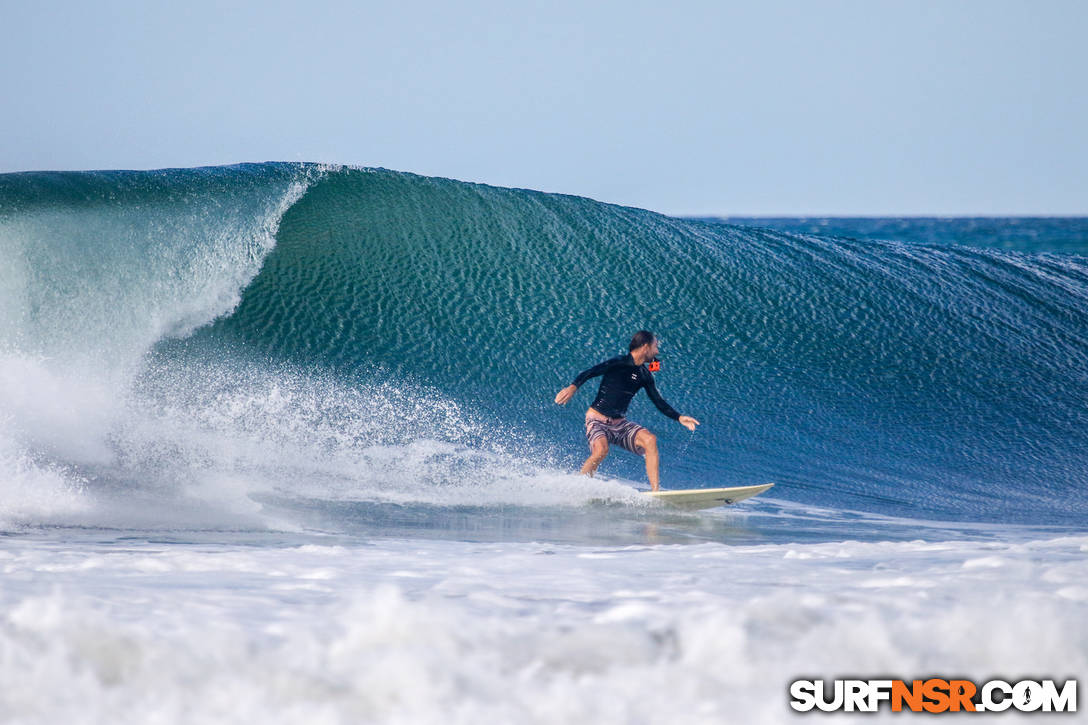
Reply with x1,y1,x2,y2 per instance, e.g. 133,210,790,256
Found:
789,678,1077,713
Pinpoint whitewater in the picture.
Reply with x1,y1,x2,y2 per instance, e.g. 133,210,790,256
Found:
1,163,1086,723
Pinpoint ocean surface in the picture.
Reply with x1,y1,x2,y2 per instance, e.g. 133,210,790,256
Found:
1,163,1085,723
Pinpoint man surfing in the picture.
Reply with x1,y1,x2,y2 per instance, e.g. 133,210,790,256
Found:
554,330,699,491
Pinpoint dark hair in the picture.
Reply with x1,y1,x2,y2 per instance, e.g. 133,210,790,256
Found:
629,330,656,351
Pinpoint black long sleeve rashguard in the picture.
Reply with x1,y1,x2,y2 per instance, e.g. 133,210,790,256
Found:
572,354,681,421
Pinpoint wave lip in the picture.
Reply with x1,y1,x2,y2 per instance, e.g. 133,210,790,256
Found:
0,163,318,370
0,164,321,530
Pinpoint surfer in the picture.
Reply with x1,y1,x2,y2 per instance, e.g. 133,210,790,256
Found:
554,331,699,491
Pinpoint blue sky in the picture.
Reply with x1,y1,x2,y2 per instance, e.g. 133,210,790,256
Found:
2,0,1085,215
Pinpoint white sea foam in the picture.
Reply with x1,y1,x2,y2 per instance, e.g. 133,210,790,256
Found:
0,534,1084,724
0,342,648,533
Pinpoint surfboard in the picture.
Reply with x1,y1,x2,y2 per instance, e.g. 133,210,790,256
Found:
645,483,774,510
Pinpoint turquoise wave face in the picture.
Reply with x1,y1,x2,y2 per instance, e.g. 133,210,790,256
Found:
3,163,1088,527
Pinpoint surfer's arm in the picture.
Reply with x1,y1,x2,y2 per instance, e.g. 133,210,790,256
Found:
642,373,682,421
556,357,622,405
554,384,577,404
571,357,622,388
649,383,700,431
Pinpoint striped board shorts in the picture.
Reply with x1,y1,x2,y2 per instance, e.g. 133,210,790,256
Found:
585,408,647,456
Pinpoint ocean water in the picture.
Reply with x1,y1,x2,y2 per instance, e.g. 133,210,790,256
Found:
1,163,1086,723
701,216,1088,256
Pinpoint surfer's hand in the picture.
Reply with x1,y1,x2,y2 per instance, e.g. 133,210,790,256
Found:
678,415,700,432
555,385,577,405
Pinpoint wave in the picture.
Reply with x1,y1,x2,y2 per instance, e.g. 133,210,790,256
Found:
2,163,1087,530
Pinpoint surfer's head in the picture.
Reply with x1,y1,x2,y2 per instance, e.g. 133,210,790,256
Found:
629,330,659,364
629,330,655,352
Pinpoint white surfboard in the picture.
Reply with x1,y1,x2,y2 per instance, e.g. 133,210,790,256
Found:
645,483,774,510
